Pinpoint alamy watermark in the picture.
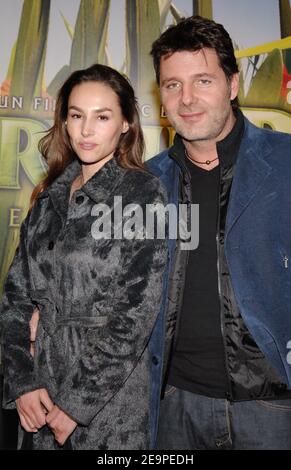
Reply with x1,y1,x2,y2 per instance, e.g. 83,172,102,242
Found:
90,196,199,250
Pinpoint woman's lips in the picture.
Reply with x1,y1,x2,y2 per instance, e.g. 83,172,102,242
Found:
79,142,97,150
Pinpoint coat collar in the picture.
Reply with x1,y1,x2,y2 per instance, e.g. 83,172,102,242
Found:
38,157,127,219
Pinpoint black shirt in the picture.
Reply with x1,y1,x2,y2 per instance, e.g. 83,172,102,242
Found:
168,111,245,398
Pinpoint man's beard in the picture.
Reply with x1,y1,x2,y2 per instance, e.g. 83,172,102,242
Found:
172,107,232,143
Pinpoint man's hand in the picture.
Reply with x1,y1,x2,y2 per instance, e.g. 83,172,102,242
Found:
46,405,77,446
16,388,54,432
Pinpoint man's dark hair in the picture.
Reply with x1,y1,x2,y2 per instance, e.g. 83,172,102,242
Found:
151,15,239,107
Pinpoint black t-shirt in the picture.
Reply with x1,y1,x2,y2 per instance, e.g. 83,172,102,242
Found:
168,111,245,398
168,161,229,397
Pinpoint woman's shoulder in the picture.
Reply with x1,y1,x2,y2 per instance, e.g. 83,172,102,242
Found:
120,168,168,204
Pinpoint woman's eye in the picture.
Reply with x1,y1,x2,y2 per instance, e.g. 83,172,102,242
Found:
71,113,82,119
98,115,109,121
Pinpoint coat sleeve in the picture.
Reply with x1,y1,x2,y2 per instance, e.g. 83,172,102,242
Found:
1,214,37,408
54,179,168,425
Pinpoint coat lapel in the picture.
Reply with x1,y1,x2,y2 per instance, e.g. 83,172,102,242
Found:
37,159,79,221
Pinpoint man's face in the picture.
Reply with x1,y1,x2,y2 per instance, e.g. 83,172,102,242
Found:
159,48,239,144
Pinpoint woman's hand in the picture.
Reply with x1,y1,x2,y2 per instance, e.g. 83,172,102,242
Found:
16,388,54,432
46,405,77,446
29,307,39,356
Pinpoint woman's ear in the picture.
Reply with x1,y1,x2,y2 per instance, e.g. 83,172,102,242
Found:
122,121,129,133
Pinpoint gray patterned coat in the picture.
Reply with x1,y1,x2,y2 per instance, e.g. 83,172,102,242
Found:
1,157,168,450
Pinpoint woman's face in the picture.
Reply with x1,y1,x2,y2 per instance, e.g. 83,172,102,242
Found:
66,81,129,176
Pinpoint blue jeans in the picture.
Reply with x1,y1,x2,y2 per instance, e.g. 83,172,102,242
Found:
156,385,291,449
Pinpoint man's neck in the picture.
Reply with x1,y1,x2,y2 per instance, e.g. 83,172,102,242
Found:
183,111,237,171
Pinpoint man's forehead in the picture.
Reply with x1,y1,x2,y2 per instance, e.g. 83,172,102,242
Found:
160,49,222,80
160,48,219,65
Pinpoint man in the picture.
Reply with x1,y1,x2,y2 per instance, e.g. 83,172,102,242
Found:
148,15,291,450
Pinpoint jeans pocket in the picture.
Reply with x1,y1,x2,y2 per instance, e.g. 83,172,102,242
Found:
255,399,291,411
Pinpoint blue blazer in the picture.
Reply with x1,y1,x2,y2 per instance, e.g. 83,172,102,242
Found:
148,116,291,389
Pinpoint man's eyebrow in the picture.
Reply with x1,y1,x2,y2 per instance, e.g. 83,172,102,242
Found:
161,72,217,86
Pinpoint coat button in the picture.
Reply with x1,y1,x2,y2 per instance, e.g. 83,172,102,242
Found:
152,356,159,365
48,241,54,250
75,195,84,205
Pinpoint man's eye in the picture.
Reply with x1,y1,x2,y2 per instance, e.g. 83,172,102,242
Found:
198,79,211,85
167,82,180,90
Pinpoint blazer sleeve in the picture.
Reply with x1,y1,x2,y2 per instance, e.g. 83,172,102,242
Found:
1,214,37,408
54,180,168,425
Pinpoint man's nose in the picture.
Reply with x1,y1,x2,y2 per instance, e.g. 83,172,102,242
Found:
181,84,198,106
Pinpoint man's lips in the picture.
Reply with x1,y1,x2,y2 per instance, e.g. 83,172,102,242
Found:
179,111,204,121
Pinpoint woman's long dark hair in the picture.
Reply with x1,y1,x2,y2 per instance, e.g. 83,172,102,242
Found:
31,64,145,206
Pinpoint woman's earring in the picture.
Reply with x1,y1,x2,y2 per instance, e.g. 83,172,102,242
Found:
65,121,67,126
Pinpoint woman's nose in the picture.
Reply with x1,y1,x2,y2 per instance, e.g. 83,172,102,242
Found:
81,120,95,137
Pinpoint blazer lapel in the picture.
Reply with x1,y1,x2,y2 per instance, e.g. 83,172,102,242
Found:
148,152,180,263
225,120,273,239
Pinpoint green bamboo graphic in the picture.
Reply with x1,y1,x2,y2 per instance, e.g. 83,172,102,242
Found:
159,0,171,28
0,115,48,296
69,0,110,72
0,1,50,294
170,3,184,23
9,0,51,114
192,0,213,18
241,49,283,107
0,177,32,297
60,11,75,40
0,42,16,96
5,43,16,82
46,11,74,97
126,0,161,125
47,65,71,97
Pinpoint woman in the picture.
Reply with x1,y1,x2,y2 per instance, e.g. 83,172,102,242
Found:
1,64,168,450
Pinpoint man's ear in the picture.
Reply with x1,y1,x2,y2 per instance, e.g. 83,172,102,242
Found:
230,73,239,101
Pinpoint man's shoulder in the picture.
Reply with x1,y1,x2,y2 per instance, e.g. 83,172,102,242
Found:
244,117,291,148
146,149,180,193
242,117,291,172
147,148,180,179
146,149,171,173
